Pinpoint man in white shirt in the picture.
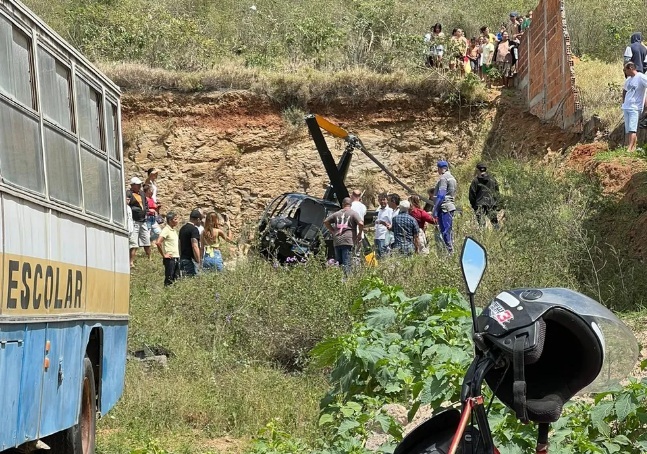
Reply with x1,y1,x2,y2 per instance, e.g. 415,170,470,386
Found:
373,193,393,258
622,62,647,152
385,193,401,249
350,189,367,219
350,189,367,239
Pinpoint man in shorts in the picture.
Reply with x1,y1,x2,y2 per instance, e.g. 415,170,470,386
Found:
127,177,151,266
622,62,647,152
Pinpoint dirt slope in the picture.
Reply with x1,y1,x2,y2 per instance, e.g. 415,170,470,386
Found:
121,89,576,238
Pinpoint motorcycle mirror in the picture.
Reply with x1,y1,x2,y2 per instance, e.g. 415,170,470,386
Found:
460,237,487,295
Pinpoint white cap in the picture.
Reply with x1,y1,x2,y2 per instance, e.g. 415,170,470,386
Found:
399,200,411,210
130,177,143,185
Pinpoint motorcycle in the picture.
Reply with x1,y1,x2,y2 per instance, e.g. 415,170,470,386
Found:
394,237,639,454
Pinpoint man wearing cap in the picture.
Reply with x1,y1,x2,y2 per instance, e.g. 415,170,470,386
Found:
390,200,420,256
469,163,501,228
507,12,522,41
179,209,203,277
432,161,457,254
324,197,364,275
156,212,181,286
128,177,151,266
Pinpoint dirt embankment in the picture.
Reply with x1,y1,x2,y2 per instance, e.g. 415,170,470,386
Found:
566,142,647,259
122,90,484,235
121,89,578,237
122,88,647,261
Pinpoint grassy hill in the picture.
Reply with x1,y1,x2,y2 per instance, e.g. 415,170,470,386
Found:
22,0,647,72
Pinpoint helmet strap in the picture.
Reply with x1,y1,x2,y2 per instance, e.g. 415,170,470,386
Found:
512,335,529,423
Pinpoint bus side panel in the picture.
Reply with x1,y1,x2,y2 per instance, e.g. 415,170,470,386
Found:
114,234,130,315
16,324,47,444
38,321,83,438
86,225,115,314
99,321,128,415
0,327,24,451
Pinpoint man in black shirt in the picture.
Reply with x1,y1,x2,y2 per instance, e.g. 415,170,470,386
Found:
469,163,501,228
178,209,203,276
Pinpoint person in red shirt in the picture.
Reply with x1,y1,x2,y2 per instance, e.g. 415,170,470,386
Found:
409,194,436,254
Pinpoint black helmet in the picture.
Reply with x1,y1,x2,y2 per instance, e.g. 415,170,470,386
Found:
476,288,638,423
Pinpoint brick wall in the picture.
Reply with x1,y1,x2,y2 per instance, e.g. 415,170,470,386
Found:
517,0,583,132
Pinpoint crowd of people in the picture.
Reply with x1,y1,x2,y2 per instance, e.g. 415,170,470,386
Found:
126,162,501,283
323,162,501,274
126,169,233,286
424,11,532,87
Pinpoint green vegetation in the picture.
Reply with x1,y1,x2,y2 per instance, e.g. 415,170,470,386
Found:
249,280,647,454
98,158,647,453
20,0,631,126
574,57,626,128
23,0,647,72
593,146,647,162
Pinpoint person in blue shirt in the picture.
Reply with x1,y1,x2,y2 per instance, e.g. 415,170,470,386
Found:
432,161,458,253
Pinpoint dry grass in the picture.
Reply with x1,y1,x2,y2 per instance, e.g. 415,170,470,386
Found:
98,61,260,92
99,61,483,108
574,58,625,130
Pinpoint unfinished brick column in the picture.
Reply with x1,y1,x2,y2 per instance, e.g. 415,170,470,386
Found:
517,0,583,132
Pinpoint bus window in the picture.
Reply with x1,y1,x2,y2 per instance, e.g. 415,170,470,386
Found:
105,101,119,160
43,126,82,206
76,78,102,150
110,162,125,225
0,100,45,193
81,147,110,218
0,18,33,108
37,48,72,131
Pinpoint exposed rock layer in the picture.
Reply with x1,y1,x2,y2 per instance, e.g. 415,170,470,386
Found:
122,91,488,235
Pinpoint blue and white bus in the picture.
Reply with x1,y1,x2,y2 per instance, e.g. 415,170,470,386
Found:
0,0,129,452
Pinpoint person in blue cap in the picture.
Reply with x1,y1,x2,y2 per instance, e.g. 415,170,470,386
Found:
432,160,457,253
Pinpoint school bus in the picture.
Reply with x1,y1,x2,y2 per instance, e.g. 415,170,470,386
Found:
0,0,129,452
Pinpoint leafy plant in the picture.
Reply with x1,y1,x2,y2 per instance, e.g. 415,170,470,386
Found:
250,278,647,454
249,279,474,453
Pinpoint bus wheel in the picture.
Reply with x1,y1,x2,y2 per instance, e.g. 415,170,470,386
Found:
47,356,96,454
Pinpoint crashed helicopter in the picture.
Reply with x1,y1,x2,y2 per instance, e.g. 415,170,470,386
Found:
257,114,431,263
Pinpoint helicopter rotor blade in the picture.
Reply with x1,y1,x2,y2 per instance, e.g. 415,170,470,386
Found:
355,138,433,206
315,114,349,139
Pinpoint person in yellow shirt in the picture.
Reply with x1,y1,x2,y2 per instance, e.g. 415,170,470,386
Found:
156,212,181,286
